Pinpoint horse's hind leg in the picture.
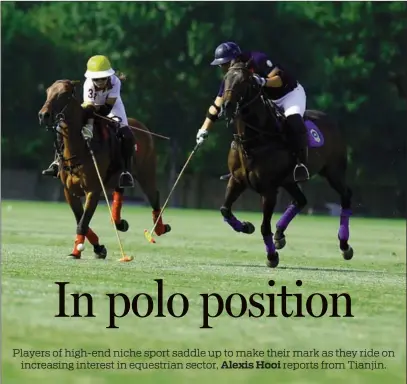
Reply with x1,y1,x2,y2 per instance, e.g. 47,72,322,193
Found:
220,176,254,234
274,182,307,250
137,169,171,236
261,190,280,268
321,167,354,260
112,187,129,232
63,189,106,259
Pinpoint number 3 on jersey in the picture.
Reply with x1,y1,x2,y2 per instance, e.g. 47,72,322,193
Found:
88,88,95,100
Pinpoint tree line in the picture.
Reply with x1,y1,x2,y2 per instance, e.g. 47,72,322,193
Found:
2,2,406,194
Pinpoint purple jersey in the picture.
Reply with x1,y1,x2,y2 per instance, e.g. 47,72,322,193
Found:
217,50,297,99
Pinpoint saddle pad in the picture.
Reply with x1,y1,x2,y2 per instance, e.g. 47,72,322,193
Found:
305,119,324,148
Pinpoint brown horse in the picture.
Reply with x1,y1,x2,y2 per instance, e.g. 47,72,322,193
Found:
220,61,354,268
38,79,171,259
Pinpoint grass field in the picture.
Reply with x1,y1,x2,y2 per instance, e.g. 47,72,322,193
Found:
2,200,406,384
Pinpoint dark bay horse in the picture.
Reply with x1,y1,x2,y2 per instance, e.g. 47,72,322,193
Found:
38,79,171,259
220,61,353,268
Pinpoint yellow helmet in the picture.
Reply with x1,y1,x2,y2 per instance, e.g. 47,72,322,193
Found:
84,55,115,79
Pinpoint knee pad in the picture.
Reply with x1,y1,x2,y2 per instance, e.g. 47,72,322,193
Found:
120,126,135,144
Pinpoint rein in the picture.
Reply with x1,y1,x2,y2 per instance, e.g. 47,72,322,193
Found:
224,68,283,143
223,65,287,188
46,91,84,174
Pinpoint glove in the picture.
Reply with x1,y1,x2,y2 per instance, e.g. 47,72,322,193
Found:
196,128,208,145
253,74,267,87
82,124,94,140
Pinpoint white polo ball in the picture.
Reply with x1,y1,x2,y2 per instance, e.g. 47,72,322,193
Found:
76,243,85,252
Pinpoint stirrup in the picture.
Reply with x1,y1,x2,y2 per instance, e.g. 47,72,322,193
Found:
119,171,134,188
220,173,231,181
293,163,309,182
42,161,59,177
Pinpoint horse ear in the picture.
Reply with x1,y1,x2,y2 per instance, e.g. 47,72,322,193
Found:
69,80,80,96
245,58,253,68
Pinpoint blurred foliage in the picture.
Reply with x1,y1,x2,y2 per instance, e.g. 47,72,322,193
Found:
1,1,406,189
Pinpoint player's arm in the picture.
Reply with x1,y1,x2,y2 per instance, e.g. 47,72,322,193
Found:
99,79,120,116
81,79,98,127
82,79,96,109
254,55,283,88
196,81,225,144
199,96,223,131
265,67,283,87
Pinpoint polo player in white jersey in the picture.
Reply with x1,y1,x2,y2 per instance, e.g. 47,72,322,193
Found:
42,55,135,188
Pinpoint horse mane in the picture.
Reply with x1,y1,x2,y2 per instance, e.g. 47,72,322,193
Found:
52,79,81,91
229,60,252,73
54,79,79,84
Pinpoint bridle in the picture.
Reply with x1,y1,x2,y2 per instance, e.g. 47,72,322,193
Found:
42,83,81,172
223,65,282,142
223,66,262,124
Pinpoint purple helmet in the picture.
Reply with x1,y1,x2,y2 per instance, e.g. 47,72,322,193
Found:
210,41,242,66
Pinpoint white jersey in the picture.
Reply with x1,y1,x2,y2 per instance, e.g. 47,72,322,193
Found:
83,75,128,126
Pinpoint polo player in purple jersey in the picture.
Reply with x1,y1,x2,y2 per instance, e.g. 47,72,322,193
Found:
196,41,310,183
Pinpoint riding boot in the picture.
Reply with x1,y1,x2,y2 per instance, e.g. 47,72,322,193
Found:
42,133,63,177
119,153,134,188
286,114,310,182
42,155,60,177
118,126,135,188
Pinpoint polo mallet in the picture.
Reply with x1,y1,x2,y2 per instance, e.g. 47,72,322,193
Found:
94,113,171,141
144,142,201,243
86,139,133,262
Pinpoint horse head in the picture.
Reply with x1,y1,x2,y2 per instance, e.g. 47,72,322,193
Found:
222,61,283,148
222,61,256,122
38,79,80,128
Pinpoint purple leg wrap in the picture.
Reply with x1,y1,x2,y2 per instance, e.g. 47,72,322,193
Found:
338,208,352,242
263,234,276,255
224,215,243,232
276,204,300,231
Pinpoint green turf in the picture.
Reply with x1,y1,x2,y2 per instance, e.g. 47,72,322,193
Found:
1,200,406,384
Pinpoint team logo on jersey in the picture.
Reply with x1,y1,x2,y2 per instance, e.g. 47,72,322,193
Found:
310,128,321,143
266,60,273,67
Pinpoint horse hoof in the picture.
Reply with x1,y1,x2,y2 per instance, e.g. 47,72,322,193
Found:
94,244,107,259
155,224,171,236
242,221,255,234
266,252,279,268
342,245,354,260
274,234,286,250
219,206,231,218
116,219,129,232
67,254,81,260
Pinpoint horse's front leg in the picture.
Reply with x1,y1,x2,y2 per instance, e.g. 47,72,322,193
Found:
220,176,254,234
63,188,105,259
72,190,107,260
261,190,280,268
